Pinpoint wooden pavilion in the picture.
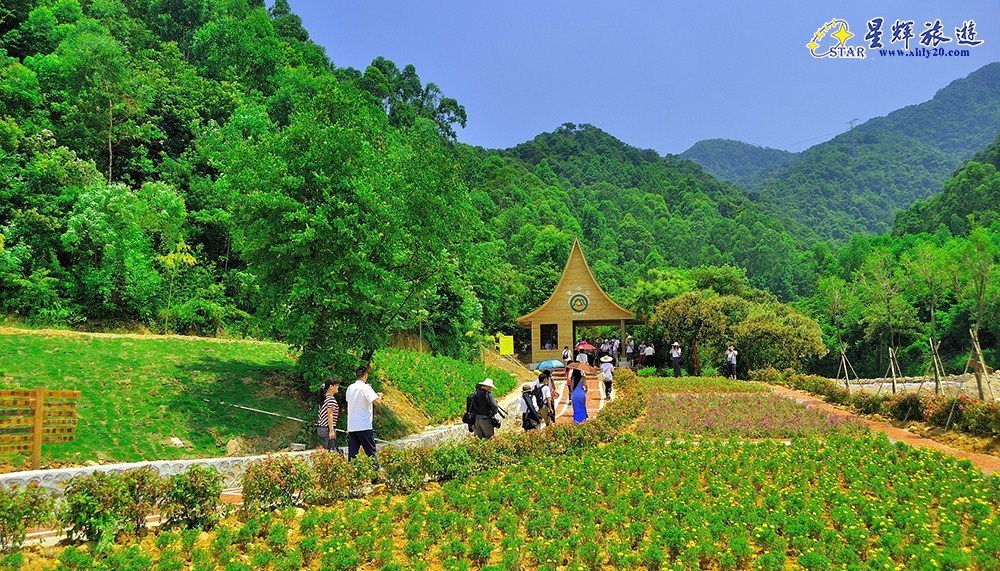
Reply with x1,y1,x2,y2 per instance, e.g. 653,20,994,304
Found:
517,239,638,363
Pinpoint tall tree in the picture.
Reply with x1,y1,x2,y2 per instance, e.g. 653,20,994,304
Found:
222,84,473,382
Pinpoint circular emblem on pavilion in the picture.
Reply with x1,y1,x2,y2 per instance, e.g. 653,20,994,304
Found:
569,293,589,313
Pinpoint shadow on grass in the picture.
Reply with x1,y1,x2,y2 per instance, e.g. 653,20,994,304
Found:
166,356,312,455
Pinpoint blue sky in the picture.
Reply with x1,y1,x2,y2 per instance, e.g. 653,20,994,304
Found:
287,1,1000,155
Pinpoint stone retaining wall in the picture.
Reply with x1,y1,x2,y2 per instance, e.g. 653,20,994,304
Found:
0,416,499,495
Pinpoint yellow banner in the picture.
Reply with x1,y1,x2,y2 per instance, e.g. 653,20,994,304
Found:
497,334,514,356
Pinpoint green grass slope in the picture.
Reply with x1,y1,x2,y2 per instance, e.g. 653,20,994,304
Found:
0,330,519,469
0,329,303,468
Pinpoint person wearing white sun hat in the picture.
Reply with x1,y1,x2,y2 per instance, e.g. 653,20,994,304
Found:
670,342,683,377
468,378,500,439
599,355,615,398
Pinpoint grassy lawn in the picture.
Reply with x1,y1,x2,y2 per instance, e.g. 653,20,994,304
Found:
0,330,304,468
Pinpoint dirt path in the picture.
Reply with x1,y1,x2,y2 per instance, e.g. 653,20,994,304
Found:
768,384,1000,475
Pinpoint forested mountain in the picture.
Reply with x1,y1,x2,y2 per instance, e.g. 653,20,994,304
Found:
472,123,815,300
893,133,1000,236
681,63,1000,240
679,139,797,189
0,0,819,377
0,0,996,381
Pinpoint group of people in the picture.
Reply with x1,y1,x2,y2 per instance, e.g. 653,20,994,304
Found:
564,336,739,379
465,355,614,439
315,366,383,464
315,340,740,457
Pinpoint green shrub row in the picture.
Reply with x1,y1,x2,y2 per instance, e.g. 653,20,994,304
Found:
239,368,648,511
2,369,647,554
752,368,1000,437
0,465,224,552
63,465,223,543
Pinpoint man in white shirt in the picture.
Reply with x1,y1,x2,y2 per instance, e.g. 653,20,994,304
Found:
576,350,589,365
345,365,382,463
533,371,555,426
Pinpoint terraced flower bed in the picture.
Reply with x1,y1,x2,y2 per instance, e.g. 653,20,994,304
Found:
644,376,770,394
639,393,868,439
17,435,997,571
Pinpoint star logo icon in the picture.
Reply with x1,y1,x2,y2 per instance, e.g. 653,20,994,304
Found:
832,23,854,46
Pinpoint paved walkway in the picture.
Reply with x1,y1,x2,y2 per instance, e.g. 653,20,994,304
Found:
551,371,610,424
768,384,1000,475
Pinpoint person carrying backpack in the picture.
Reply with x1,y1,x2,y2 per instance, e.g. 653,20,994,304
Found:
519,384,542,431
532,371,554,426
466,378,501,439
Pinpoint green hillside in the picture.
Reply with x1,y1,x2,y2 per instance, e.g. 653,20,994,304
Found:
0,329,516,468
679,138,797,189
893,133,1000,236
473,123,814,301
682,63,1000,240
0,329,303,467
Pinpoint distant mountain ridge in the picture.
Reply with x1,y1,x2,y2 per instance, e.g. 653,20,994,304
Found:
679,139,797,189
680,62,1000,239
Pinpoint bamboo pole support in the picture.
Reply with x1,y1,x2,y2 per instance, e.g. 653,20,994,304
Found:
31,386,44,470
929,337,941,394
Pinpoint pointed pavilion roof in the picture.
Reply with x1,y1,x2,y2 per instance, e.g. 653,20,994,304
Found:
517,239,634,325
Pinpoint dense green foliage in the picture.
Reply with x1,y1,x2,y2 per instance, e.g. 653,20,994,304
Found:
487,124,815,300
894,134,1000,236
795,220,999,378
679,138,797,189
684,63,1000,239
0,0,825,380
642,266,827,375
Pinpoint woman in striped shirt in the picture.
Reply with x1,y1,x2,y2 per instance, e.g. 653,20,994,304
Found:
316,377,340,451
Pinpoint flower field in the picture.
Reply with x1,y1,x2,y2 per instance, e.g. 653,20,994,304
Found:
16,435,998,571
639,393,868,438
638,376,770,394
4,370,999,571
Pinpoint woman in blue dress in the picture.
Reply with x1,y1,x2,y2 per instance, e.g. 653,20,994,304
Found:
568,365,588,423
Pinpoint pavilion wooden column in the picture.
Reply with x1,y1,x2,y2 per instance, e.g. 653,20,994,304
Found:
620,319,626,364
